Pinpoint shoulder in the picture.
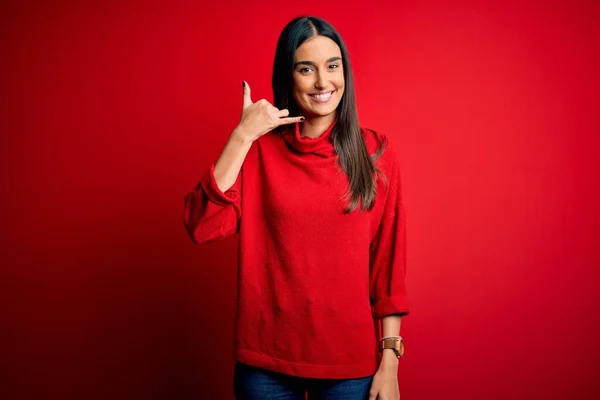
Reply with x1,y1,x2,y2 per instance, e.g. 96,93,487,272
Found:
361,127,399,170
361,127,388,154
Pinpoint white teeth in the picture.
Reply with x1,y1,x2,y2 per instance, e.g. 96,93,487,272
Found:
311,91,333,100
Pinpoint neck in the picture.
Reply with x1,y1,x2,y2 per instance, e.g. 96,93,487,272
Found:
299,113,337,138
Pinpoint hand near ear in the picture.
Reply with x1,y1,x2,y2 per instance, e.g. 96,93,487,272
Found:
236,81,304,143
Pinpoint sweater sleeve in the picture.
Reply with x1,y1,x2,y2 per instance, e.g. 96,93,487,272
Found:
183,163,242,244
369,154,410,319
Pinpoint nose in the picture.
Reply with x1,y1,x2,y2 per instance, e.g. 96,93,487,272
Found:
314,69,327,89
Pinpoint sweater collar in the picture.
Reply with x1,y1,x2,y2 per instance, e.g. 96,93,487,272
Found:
281,118,337,158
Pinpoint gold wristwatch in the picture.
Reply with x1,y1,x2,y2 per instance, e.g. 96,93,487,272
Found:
379,336,404,358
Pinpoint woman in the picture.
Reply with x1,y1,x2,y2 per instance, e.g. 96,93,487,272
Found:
183,16,409,400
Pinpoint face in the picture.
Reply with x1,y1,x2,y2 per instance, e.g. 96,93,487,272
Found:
292,35,345,118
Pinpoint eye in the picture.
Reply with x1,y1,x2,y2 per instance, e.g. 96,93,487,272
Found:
329,64,340,70
299,67,313,74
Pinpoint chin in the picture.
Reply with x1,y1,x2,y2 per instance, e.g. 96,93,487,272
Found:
312,106,337,117
302,100,341,118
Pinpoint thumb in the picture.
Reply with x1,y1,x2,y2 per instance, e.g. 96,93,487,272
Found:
242,80,252,108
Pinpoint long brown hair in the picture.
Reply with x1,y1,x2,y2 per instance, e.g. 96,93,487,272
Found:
272,16,387,213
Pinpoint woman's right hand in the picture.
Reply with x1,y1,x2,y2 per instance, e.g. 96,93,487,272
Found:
234,81,304,143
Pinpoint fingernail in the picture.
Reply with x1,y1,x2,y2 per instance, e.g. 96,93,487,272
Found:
300,116,305,122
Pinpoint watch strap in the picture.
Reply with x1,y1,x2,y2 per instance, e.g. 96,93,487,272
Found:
379,336,404,358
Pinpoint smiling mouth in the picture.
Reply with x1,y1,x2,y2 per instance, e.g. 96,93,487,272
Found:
308,91,335,103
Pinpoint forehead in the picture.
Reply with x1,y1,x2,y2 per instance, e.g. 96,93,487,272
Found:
295,35,342,61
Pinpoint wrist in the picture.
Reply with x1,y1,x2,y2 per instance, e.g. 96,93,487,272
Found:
379,349,399,370
379,335,404,359
231,127,254,146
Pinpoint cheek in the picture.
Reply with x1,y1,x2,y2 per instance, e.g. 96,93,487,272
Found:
292,89,305,108
293,78,310,99
334,80,345,98
335,78,345,104
291,82,302,104
335,72,345,89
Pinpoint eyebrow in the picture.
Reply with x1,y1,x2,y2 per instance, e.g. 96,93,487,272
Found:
294,56,342,68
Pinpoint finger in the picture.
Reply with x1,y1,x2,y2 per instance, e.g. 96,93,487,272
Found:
368,386,377,400
242,81,252,108
276,116,305,126
274,108,289,118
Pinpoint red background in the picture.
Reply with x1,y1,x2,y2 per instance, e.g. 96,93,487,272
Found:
1,0,599,398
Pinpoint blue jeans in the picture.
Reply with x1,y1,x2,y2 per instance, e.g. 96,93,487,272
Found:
233,362,374,399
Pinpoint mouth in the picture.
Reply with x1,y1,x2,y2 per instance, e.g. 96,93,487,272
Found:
308,90,335,103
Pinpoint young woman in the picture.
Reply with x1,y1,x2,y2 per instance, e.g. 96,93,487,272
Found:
183,16,410,400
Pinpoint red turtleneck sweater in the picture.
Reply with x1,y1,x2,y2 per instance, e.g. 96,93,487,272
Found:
183,120,409,379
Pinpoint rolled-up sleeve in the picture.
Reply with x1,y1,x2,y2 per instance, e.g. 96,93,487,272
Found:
369,155,410,319
183,163,242,244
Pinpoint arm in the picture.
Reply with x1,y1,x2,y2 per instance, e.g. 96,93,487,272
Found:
369,151,410,319
183,81,304,244
368,149,408,400
369,315,402,400
213,129,253,193
381,314,402,365
182,129,250,244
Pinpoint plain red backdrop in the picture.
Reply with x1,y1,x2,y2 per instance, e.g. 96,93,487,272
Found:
1,0,599,398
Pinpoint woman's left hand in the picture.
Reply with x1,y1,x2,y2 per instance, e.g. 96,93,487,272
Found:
368,353,400,400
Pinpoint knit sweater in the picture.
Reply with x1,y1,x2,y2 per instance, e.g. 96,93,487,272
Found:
183,119,409,379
